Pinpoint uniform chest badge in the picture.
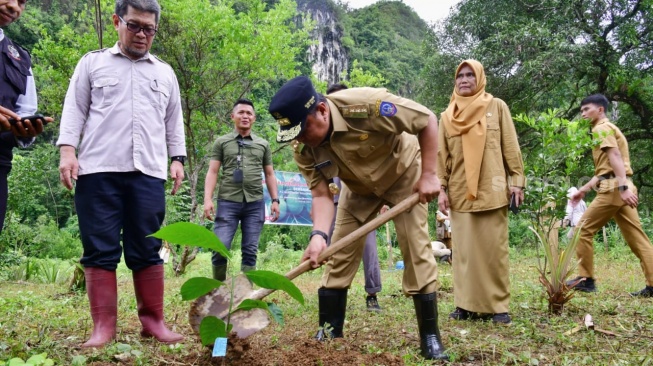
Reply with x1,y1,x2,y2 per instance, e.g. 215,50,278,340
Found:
486,113,492,117
340,104,369,118
8,45,21,60
359,134,369,141
379,101,397,117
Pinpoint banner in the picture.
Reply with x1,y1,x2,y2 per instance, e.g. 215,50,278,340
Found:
263,171,313,226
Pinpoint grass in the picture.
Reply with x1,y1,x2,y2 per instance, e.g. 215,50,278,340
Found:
1,242,652,365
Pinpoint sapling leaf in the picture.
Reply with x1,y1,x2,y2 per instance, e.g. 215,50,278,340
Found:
149,222,231,259
199,316,227,346
180,277,223,301
25,353,46,364
235,299,268,312
267,302,284,325
244,270,304,305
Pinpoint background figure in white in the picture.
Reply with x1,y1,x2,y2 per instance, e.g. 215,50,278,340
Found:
563,187,587,239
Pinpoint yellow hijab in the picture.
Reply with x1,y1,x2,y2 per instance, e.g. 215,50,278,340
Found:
442,59,493,201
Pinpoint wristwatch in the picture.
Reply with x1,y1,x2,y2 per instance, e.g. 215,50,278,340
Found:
310,230,328,242
170,156,186,165
618,185,629,192
271,198,280,204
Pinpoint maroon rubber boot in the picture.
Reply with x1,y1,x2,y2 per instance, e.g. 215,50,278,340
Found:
133,265,183,343
82,267,117,348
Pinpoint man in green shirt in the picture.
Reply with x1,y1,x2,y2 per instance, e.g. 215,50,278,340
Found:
204,99,280,280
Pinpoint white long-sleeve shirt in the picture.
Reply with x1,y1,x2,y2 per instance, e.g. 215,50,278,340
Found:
564,199,587,227
57,43,186,180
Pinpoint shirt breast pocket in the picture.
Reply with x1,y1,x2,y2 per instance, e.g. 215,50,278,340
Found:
355,133,387,158
92,76,120,107
149,80,170,112
247,145,265,166
486,119,501,150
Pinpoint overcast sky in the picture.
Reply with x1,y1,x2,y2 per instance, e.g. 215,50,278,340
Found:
343,0,461,25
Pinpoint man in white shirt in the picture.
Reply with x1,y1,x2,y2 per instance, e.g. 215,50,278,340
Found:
57,0,185,348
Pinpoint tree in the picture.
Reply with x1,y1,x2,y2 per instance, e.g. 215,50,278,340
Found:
153,0,310,274
343,1,432,98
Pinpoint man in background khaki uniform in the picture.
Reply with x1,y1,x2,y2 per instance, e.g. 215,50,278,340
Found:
568,94,653,297
268,76,448,360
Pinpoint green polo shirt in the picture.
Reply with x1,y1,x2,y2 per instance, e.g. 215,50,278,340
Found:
210,131,273,202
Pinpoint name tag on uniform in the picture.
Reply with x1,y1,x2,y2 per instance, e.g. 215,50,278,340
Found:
314,160,332,170
340,104,369,118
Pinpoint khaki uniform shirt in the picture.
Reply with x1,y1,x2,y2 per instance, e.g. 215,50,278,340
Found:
438,98,524,212
294,87,431,221
57,43,186,180
592,117,633,192
210,131,272,202
592,117,633,176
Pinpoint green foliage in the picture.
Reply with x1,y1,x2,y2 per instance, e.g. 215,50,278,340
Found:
199,316,232,344
150,222,231,259
2,258,73,284
344,1,432,98
8,144,75,228
345,59,387,88
0,218,82,260
31,0,117,118
180,277,223,301
508,216,536,248
0,250,24,270
2,353,55,366
245,270,304,304
515,110,594,233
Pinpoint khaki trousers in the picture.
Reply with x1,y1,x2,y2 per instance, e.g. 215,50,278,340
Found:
322,201,439,295
575,186,653,285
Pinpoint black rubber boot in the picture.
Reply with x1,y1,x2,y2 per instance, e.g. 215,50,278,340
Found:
212,264,227,282
413,292,449,360
314,288,347,341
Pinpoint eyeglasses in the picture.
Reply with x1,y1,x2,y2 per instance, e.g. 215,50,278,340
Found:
118,16,157,37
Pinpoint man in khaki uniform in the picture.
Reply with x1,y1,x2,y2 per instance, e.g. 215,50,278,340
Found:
268,76,448,360
438,60,525,324
568,94,653,297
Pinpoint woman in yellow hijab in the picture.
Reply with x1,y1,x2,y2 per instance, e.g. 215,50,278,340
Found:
437,60,525,324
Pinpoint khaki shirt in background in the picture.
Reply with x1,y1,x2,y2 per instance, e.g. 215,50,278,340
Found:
438,98,524,212
209,131,272,202
592,117,633,177
57,43,186,181
295,87,430,221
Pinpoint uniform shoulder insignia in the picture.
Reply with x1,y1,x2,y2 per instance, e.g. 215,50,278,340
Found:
339,104,369,118
378,101,397,117
152,54,170,66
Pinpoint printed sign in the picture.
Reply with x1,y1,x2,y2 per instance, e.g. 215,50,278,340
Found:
262,171,313,226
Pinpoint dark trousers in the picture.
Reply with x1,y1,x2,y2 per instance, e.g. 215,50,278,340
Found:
211,199,265,267
0,166,9,234
75,172,165,271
